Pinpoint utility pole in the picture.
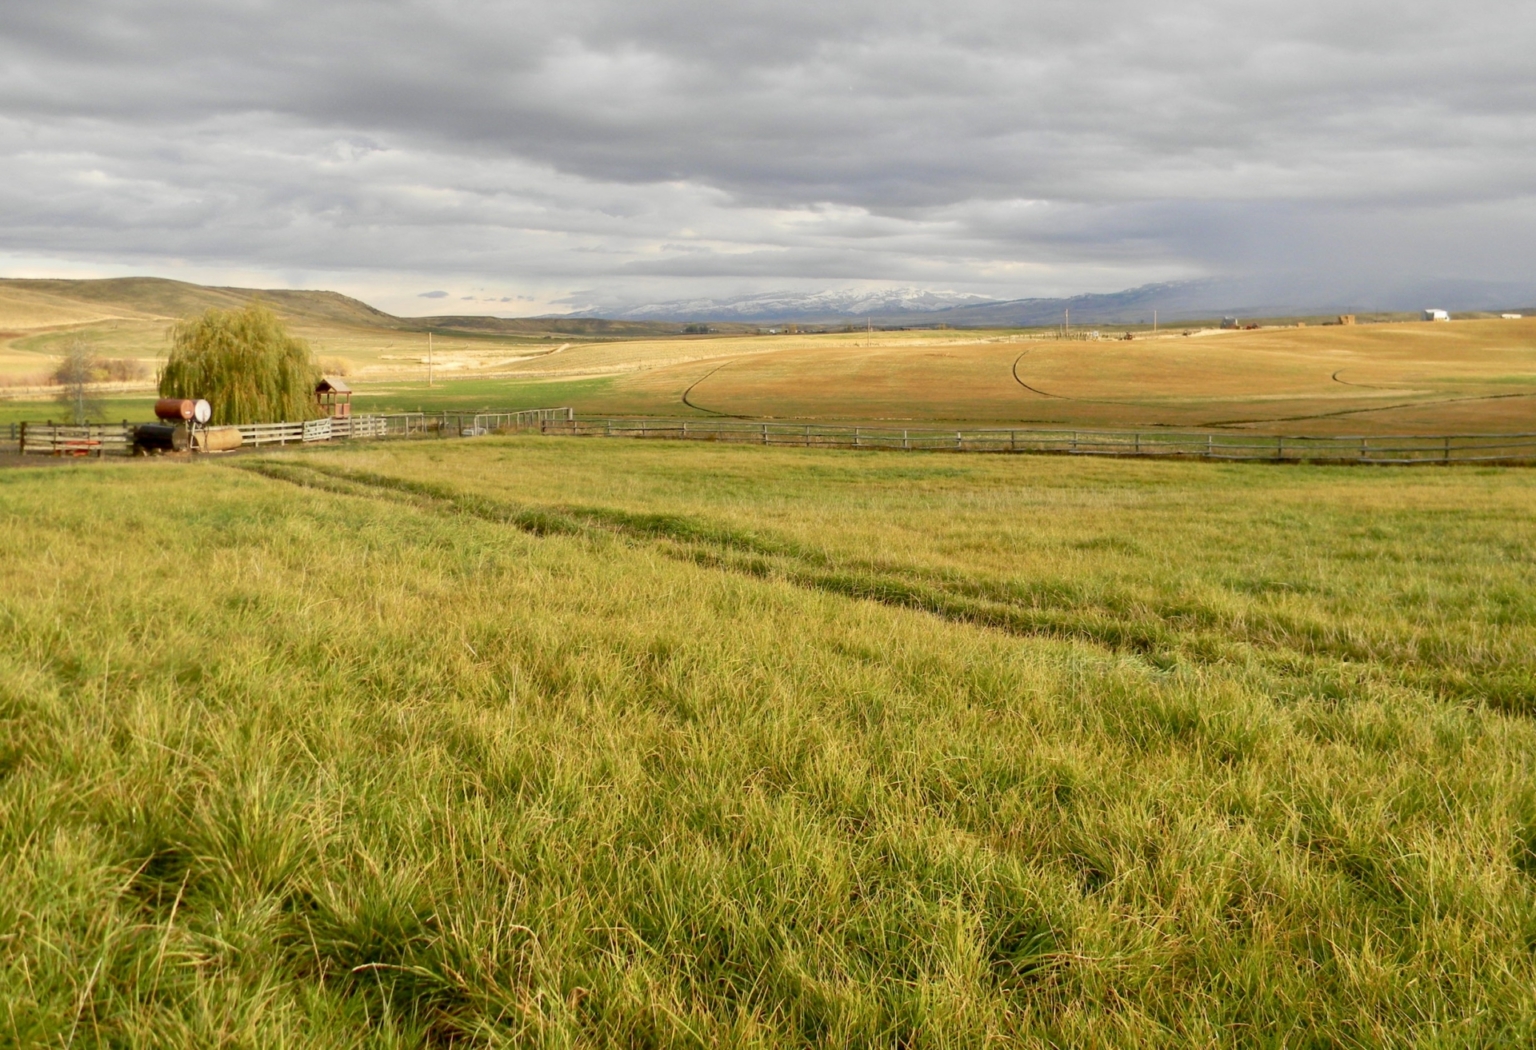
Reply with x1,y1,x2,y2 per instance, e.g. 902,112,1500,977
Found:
867,316,872,347
1064,308,1070,339
427,331,434,388
1153,309,1157,334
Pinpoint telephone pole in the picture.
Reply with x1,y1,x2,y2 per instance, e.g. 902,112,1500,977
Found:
427,331,434,388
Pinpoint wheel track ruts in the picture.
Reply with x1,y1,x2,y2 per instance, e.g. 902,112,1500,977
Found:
231,457,1519,709
1201,390,1536,428
1011,349,1070,399
680,360,734,415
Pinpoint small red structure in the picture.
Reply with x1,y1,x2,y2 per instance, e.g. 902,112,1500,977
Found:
315,376,352,419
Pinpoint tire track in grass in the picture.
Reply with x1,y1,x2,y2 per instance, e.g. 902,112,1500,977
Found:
1199,389,1536,429
231,457,1536,713
1010,350,1070,400
680,361,735,416
234,458,1179,657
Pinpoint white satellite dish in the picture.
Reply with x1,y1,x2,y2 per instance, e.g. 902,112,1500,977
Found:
193,399,212,424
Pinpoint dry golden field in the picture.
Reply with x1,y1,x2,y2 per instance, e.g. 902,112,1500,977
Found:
579,321,1536,434
3,278,1534,435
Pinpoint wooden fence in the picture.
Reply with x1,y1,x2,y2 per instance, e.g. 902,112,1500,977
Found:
542,418,1536,465
14,410,1534,465
10,422,135,457
11,410,570,456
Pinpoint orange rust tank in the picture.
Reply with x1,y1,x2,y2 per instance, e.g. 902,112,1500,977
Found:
154,398,197,421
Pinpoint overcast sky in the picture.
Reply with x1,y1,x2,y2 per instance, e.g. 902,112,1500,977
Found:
2,0,1533,315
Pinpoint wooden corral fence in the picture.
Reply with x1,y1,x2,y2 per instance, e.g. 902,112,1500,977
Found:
457,408,575,436
235,418,335,446
11,410,562,456
10,421,135,457
543,417,1536,465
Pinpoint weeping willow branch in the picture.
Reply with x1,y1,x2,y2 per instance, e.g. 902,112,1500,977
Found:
160,302,321,425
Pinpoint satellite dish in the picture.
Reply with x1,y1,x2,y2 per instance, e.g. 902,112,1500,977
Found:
193,399,212,424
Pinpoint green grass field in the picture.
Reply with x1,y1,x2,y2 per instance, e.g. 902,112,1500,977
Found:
3,437,1536,1046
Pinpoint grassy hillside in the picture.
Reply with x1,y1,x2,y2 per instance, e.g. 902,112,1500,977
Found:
0,278,738,338
2,439,1535,1045
0,278,397,329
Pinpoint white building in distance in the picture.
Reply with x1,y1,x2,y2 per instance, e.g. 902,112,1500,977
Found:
1423,309,1450,322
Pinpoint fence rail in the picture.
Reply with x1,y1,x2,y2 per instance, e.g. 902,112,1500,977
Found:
10,411,530,456
543,418,1536,464
13,410,1534,464
14,421,135,457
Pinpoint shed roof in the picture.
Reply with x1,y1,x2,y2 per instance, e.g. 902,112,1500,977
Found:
316,376,352,394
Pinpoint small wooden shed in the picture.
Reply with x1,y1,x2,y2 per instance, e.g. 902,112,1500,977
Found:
315,376,352,419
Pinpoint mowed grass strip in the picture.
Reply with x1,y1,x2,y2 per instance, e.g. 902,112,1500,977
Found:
2,449,1536,1046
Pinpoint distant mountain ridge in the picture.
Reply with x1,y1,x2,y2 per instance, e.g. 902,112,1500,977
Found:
0,277,725,338
8,274,1533,335
596,287,999,321
578,276,1536,326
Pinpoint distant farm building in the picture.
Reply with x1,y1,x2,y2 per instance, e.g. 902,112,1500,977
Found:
1338,315,1355,325
1502,313,1523,320
1221,317,1240,329
1423,309,1450,322
315,376,352,419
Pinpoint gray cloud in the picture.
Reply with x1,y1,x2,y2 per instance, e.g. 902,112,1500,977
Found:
1,0,1533,314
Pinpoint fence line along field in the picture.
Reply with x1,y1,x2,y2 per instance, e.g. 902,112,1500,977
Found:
3,436,1536,1045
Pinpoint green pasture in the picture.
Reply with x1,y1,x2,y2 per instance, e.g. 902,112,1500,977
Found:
347,376,618,416
0,377,603,431
0,396,159,428
2,438,1535,1046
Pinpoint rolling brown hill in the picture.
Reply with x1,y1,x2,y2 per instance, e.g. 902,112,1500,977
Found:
0,277,746,338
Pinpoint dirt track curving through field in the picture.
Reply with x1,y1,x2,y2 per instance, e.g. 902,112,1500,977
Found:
1010,350,1071,399
1202,390,1536,429
680,360,736,415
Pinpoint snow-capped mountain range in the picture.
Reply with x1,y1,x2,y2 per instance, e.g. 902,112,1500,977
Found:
586,287,1000,321
553,277,1536,326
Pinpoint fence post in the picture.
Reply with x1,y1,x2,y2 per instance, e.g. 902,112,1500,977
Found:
903,429,909,450
1444,435,1450,463
804,425,810,447
761,423,768,445
1071,431,1078,452
956,431,962,450
1010,430,1016,451
1276,436,1283,461
1206,434,1212,458
854,427,860,448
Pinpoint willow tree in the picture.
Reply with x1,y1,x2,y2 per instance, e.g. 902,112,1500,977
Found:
159,302,321,424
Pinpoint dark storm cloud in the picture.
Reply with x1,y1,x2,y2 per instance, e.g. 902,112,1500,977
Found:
1,0,1533,312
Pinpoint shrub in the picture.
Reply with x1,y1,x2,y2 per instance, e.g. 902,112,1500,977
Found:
160,302,321,424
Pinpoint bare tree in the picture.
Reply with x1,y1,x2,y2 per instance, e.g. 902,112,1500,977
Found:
53,337,102,424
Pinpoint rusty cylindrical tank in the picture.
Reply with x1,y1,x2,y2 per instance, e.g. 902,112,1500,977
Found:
154,398,197,421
